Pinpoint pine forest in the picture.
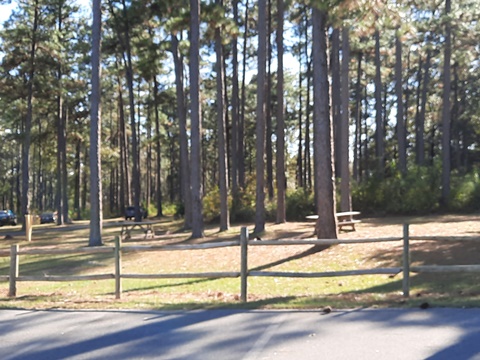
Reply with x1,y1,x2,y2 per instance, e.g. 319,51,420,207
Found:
0,0,479,241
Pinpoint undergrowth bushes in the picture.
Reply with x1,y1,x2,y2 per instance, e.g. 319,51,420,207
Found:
167,166,480,223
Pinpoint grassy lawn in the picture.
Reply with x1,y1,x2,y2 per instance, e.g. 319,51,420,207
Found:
1,214,480,310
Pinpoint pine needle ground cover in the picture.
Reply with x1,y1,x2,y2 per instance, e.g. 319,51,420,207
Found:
0,214,479,310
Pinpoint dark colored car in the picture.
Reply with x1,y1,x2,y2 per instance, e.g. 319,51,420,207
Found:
0,210,17,226
40,212,56,224
125,206,147,220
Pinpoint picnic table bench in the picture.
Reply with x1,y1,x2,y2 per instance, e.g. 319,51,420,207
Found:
306,211,361,231
120,221,157,240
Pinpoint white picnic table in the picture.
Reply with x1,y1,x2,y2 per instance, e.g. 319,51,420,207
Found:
306,211,361,231
120,221,157,240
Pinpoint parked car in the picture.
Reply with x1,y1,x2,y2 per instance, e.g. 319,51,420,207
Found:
40,212,56,224
125,206,147,221
0,210,17,226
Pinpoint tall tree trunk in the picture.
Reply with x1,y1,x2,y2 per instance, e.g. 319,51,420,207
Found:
353,51,362,182
420,48,431,165
441,0,452,204
395,32,407,174
61,108,69,222
89,0,103,246
73,140,81,219
275,0,286,224
331,28,341,177
21,0,39,228
189,0,204,238
404,47,411,166
82,146,88,214
305,32,312,190
451,63,460,171
215,4,229,231
266,0,274,201
362,86,369,181
153,75,164,217
56,78,64,225
340,27,351,212
254,0,267,234
114,57,130,209
374,29,384,177
238,0,249,189
312,7,337,240
231,0,240,196
120,0,141,222
56,3,65,226
296,52,303,188
145,98,152,212
171,34,190,227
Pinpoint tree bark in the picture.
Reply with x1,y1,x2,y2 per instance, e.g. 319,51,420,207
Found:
153,75,164,217
275,0,286,224
395,32,407,174
89,0,103,247
312,7,337,240
417,48,431,166
120,0,141,222
266,0,273,201
374,29,384,177
340,27,351,212
215,6,229,231
21,0,39,228
238,0,249,190
231,0,240,196
189,0,204,238
353,51,362,182
441,0,452,204
171,34,190,225
331,28,341,177
254,0,267,234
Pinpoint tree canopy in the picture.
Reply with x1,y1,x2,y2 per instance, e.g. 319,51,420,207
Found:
1,0,479,241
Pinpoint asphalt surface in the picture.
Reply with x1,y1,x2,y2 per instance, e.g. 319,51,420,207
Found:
1,307,480,359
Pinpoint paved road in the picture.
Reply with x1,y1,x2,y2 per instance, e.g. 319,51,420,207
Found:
1,308,480,359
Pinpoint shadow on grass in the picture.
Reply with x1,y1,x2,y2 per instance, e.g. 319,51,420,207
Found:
0,252,113,277
250,244,330,272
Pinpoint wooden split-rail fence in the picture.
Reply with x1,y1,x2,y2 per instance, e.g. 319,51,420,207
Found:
2,225,480,301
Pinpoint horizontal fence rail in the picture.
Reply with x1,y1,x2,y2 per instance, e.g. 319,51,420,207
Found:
1,224,480,301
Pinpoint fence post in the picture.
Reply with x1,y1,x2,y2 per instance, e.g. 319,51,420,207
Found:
240,226,248,303
402,224,410,297
9,244,19,297
115,236,122,299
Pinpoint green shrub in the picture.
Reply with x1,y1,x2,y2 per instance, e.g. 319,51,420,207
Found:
351,165,441,215
231,181,256,222
145,203,157,218
285,188,315,221
203,187,234,223
449,170,480,212
161,202,180,217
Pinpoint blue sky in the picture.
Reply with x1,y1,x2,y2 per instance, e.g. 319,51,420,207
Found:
0,3,15,24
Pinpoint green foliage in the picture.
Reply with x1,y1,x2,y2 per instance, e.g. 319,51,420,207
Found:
145,203,157,219
285,188,315,221
161,202,181,217
352,165,442,215
265,200,277,222
231,182,257,223
448,169,480,212
203,186,233,223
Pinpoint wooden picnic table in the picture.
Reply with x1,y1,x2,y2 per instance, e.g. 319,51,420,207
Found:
120,221,157,240
335,211,361,231
306,211,361,231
